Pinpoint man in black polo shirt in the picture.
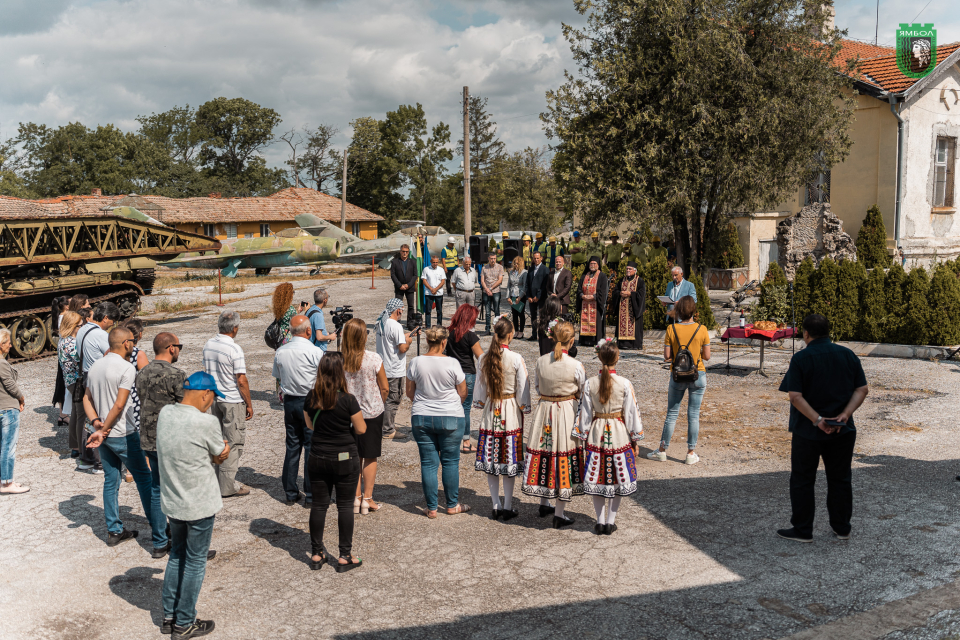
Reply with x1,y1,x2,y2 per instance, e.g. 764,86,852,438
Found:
777,314,869,543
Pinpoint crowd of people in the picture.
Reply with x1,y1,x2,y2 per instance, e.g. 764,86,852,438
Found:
0,238,873,637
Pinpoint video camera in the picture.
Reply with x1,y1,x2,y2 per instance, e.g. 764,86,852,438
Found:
406,311,424,333
331,305,354,333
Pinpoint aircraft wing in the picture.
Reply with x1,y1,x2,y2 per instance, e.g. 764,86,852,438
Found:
160,247,295,270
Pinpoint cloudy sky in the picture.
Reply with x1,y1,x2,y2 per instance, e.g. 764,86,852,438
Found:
1,0,957,169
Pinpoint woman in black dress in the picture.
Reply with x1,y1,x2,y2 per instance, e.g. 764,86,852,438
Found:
537,297,578,359
303,352,366,572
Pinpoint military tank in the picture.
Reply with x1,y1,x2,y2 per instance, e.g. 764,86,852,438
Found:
0,205,220,359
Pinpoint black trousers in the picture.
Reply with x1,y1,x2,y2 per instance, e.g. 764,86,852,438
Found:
789,431,855,537
395,289,416,326
308,452,361,558
528,300,541,338
511,306,526,336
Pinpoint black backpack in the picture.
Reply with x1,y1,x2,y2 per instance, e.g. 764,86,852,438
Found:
73,329,92,398
671,323,702,383
264,319,283,350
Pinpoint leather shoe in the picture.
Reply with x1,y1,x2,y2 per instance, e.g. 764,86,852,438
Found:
222,486,250,498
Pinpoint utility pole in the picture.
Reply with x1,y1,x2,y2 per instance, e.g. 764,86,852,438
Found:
340,149,348,232
463,86,471,241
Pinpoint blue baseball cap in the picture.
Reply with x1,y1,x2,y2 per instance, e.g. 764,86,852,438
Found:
183,372,226,399
572,230,580,237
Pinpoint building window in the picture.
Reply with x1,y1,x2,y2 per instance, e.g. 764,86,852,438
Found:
260,223,271,237
803,170,831,206
934,136,957,208
351,222,360,236
203,224,216,237
225,223,238,239
244,233,254,238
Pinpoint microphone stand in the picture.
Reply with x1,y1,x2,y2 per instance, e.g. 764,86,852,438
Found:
709,306,746,371
790,282,796,355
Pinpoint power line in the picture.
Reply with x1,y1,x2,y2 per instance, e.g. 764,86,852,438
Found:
910,0,934,23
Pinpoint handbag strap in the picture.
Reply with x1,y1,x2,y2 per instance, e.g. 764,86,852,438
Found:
77,328,91,370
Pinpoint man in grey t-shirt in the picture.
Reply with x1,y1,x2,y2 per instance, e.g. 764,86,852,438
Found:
374,299,414,439
71,301,119,470
84,327,168,554
157,371,229,638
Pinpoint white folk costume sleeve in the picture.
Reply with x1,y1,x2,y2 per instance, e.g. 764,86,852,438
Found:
573,378,593,441
515,354,531,413
573,360,586,393
622,379,644,441
472,354,488,410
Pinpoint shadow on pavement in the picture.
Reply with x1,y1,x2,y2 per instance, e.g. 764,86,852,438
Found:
108,566,164,629
249,518,311,566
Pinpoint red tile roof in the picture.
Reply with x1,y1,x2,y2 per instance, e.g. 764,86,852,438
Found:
0,188,382,224
837,38,960,93
0,196,64,219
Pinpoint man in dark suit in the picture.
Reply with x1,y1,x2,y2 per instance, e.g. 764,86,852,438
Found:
550,255,573,310
390,244,418,326
525,251,549,341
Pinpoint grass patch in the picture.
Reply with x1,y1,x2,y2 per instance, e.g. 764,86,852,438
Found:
210,283,246,294
152,298,212,314
155,267,384,290
238,310,263,319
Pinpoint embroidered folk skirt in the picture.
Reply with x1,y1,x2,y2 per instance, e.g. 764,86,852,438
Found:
476,398,524,477
581,416,638,498
522,398,584,501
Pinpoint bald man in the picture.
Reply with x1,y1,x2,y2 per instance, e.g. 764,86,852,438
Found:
84,327,168,552
272,314,324,504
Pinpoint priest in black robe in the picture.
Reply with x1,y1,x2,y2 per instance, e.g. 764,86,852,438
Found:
611,261,646,349
575,255,609,347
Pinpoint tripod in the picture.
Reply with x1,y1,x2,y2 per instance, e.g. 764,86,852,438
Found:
709,307,748,371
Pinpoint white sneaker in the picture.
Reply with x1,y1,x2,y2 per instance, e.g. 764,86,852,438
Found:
76,462,94,470
0,482,29,494
685,452,700,465
646,450,667,461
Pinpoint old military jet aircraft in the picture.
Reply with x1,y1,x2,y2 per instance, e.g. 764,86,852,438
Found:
334,221,465,267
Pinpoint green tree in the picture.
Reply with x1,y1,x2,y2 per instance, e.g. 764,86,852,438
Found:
855,205,891,269
137,105,205,165
292,124,341,194
346,116,404,230
690,273,716,329
707,222,745,269
642,254,671,329
810,257,840,331
833,258,866,340
900,267,931,346
791,256,816,325
857,266,886,342
544,0,855,275
883,262,906,343
927,264,960,346
759,262,788,311
489,147,564,233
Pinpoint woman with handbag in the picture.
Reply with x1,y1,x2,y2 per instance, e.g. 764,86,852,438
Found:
647,295,710,465
505,256,528,338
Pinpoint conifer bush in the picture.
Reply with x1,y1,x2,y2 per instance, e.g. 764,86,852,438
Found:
759,262,788,311
708,222,745,269
927,263,960,346
855,205,891,269
791,256,815,324
900,267,931,345
833,259,866,341
857,266,887,342
810,257,840,328
690,273,716,329
642,254,671,330
883,262,906,343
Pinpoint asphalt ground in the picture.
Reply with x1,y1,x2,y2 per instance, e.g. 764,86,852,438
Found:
2,272,960,639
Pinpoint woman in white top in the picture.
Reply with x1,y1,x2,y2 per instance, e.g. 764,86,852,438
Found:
473,316,531,520
523,321,585,529
505,256,528,339
574,340,643,535
342,318,389,515
406,326,471,518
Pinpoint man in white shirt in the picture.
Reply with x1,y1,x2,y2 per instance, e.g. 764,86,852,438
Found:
272,315,323,504
72,301,120,470
202,311,253,498
375,298,416,439
83,327,168,553
451,256,478,310
421,255,446,328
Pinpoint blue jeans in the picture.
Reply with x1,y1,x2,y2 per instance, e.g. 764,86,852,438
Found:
424,294,443,327
483,292,501,330
0,409,20,482
282,395,312,501
162,515,215,627
144,450,165,530
458,374,476,441
411,415,461,510
661,371,707,450
100,432,168,549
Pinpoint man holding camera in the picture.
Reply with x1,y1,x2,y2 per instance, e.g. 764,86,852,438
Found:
375,299,414,440
777,314,868,543
306,288,336,352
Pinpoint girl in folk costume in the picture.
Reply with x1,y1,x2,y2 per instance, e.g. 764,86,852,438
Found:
574,340,643,535
474,316,531,521
575,256,609,348
523,321,586,529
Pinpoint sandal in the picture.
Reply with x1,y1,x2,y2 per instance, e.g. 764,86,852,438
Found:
309,553,327,571
460,442,476,453
361,498,380,514
446,504,472,515
423,508,438,519
336,555,363,573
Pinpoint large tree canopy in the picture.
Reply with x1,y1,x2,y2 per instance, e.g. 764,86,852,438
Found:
545,0,856,273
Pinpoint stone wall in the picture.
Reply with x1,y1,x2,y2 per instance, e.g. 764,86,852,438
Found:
776,203,857,279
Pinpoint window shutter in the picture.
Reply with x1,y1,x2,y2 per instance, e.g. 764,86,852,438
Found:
947,138,957,208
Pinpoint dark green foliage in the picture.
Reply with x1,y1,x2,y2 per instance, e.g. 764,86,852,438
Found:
690,273,716,329
708,222,745,269
927,264,960,346
642,254,671,330
759,261,788,310
855,205,891,269
900,267,931,346
857,266,887,342
790,256,816,325
883,263,906,343
833,259,866,341
810,257,840,330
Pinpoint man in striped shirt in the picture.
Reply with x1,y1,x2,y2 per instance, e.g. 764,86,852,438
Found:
202,311,253,498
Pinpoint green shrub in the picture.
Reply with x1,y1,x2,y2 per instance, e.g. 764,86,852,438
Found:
708,222,745,269
883,262,906,343
750,285,788,325
927,263,960,346
642,254,671,330
760,262,787,311
791,256,816,323
858,266,886,342
832,259,866,341
810,257,840,332
900,267,931,345
855,205,891,269
690,273,716,329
